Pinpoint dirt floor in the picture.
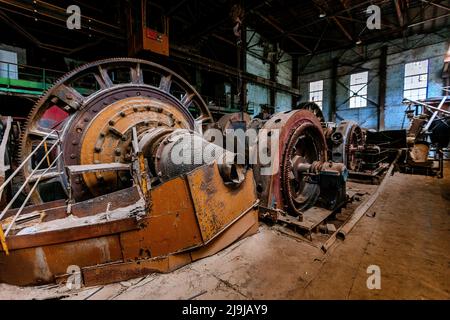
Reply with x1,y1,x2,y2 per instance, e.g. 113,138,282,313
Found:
1,164,449,300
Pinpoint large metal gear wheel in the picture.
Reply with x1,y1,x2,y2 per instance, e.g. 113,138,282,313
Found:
19,58,213,203
295,102,325,124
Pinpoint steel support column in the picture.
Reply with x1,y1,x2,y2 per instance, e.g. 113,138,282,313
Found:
330,58,339,123
378,46,387,131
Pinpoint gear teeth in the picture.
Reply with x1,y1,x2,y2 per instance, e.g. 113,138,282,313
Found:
17,57,212,205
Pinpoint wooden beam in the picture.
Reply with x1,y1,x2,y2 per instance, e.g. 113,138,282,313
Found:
394,0,405,27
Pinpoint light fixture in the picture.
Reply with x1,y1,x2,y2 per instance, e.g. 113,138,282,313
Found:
356,39,363,45
319,12,326,18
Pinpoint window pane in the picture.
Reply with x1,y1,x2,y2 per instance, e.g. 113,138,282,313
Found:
350,84,367,96
309,80,323,109
349,72,368,108
405,89,426,101
405,60,428,77
350,71,368,85
310,80,323,92
418,88,427,99
404,75,428,90
350,96,367,108
310,91,322,103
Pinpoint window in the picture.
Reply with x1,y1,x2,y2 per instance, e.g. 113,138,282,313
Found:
309,80,323,108
349,71,368,108
0,49,18,80
404,60,428,101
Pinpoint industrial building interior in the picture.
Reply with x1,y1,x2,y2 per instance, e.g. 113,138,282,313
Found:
0,0,449,301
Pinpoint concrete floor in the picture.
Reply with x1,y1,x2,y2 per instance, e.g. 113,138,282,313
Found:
1,165,449,300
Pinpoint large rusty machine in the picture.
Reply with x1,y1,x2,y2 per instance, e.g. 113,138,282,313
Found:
0,58,348,287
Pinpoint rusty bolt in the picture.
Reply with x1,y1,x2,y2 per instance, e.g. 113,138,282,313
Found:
133,107,138,112
84,118,89,122
145,106,151,111
72,140,78,145
115,148,121,156
109,120,115,126
70,153,76,159
95,147,102,152
120,111,126,117
100,132,105,138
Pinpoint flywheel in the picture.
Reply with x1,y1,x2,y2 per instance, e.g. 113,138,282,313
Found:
19,58,213,203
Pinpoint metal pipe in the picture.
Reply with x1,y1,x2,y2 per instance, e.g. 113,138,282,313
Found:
422,96,448,133
404,99,450,115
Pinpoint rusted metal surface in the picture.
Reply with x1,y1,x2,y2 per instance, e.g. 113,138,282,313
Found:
215,112,251,132
190,207,259,261
0,163,259,286
187,163,256,242
0,235,123,286
4,217,139,251
18,58,213,204
330,120,364,171
83,207,259,287
16,186,141,224
253,110,327,216
119,176,202,260
76,96,192,199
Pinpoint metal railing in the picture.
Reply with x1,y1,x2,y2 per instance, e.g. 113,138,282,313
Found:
0,129,61,254
0,60,65,95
